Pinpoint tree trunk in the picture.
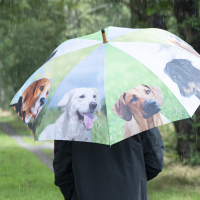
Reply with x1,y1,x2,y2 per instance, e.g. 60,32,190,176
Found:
173,0,200,160
173,119,192,160
174,0,200,53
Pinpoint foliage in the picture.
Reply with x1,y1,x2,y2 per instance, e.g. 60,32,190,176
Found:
0,0,66,110
64,1,131,38
158,123,178,162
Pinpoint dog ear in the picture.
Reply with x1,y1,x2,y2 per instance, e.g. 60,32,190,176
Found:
93,88,101,113
10,96,23,117
10,104,17,112
149,86,164,106
57,89,76,107
22,80,41,111
112,92,132,121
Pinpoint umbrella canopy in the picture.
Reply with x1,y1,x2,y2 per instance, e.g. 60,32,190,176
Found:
10,26,200,145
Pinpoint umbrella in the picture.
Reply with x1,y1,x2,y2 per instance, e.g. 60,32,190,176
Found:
10,26,200,145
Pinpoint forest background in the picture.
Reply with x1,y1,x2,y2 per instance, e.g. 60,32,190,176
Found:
1,0,200,199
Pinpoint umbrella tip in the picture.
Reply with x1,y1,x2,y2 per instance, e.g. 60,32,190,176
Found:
101,29,107,43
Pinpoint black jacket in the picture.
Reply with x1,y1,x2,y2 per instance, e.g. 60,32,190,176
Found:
53,127,164,200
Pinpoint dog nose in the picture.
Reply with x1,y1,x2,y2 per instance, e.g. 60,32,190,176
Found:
89,102,97,110
40,98,45,105
143,99,161,118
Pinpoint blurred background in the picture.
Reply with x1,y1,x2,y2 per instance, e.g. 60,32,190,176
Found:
1,0,200,199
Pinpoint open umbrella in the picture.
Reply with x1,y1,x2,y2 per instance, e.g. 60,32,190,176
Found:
10,26,200,145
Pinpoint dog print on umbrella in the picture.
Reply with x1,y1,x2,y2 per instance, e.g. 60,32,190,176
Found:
10,78,51,125
164,59,200,100
38,87,101,142
167,35,200,58
112,84,169,138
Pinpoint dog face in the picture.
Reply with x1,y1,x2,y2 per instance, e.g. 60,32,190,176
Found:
164,59,199,98
58,88,101,130
22,78,51,123
112,84,164,121
10,78,51,124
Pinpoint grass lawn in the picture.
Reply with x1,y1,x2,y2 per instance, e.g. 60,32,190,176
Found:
22,137,44,146
0,130,63,200
147,157,200,200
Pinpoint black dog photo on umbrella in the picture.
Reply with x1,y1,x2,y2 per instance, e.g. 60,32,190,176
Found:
164,59,200,99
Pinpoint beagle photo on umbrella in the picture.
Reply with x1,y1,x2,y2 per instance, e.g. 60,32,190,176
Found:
164,59,200,100
10,78,51,125
112,84,169,138
38,87,101,142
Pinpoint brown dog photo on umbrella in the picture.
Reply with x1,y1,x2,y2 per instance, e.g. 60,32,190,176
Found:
112,84,169,139
167,35,200,58
164,59,200,100
10,78,51,125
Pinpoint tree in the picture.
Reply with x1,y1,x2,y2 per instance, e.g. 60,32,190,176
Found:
0,0,66,109
0,0,131,110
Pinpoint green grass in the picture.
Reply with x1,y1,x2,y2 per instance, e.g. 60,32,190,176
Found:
147,160,200,200
0,130,63,200
22,137,43,146
91,111,110,145
42,149,53,154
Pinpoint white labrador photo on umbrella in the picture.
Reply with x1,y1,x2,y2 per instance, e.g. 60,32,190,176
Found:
38,87,101,141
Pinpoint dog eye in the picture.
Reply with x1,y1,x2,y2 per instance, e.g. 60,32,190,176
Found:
79,95,85,98
93,95,96,98
130,95,138,103
46,91,49,95
173,74,180,80
146,90,151,94
39,86,44,91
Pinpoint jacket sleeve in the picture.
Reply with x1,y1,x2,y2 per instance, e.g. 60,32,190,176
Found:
140,127,165,181
53,140,75,200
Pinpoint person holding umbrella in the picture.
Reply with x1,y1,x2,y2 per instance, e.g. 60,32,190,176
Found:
53,127,164,200
10,27,200,199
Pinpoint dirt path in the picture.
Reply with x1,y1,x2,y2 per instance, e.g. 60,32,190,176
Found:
0,122,54,172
